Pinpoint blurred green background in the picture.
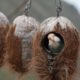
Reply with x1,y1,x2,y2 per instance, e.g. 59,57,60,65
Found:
0,0,80,80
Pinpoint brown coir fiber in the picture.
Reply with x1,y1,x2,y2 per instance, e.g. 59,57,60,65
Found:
0,24,9,67
32,23,79,80
5,25,31,75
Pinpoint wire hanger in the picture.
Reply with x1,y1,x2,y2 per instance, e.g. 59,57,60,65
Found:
24,0,32,15
55,0,62,17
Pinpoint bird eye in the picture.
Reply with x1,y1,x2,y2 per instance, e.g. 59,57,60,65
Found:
41,32,64,56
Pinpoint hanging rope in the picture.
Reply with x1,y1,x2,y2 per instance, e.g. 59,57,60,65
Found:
55,0,62,17
24,0,32,15
7,0,31,19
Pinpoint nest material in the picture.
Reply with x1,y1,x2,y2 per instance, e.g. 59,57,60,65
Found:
32,18,79,80
0,24,9,67
5,26,30,74
5,15,40,74
5,25,28,73
0,12,9,67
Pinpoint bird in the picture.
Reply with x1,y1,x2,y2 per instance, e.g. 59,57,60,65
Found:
32,16,80,80
0,12,9,67
41,32,64,57
4,14,40,79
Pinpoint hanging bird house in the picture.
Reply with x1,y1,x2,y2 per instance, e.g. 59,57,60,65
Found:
5,14,40,74
5,0,40,75
32,16,79,80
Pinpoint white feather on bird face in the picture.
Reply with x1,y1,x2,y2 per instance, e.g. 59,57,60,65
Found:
48,33,60,48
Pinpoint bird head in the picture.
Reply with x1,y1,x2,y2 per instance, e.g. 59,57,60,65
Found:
41,32,64,57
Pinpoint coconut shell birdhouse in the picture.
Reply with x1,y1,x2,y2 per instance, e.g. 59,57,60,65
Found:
5,14,40,75
4,0,40,76
32,16,80,80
